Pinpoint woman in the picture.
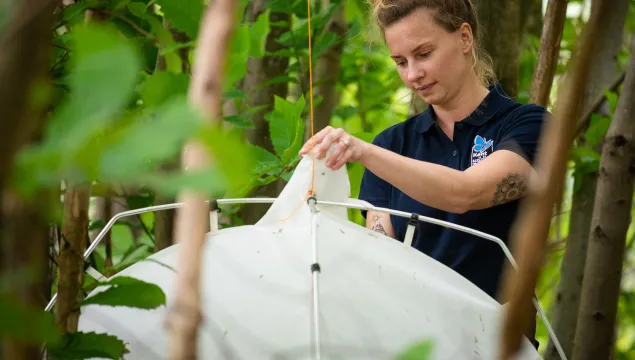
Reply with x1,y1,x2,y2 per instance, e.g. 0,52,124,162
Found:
299,0,547,348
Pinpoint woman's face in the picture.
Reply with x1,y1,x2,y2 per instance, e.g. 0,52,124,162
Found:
383,7,474,106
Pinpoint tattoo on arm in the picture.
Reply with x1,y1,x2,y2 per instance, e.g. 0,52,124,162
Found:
492,172,528,206
371,214,388,235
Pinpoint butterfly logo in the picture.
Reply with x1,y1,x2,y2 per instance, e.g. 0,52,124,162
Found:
472,135,493,153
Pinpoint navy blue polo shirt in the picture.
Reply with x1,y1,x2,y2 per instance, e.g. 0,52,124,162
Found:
358,84,548,300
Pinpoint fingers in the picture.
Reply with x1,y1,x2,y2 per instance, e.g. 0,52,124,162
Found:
330,147,351,171
326,139,347,168
299,126,332,156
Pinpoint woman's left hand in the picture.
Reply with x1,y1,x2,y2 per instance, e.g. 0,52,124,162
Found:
298,126,369,171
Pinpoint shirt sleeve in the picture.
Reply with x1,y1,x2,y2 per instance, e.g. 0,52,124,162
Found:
358,132,392,218
494,104,550,165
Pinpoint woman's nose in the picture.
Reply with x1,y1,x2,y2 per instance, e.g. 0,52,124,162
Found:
407,64,423,82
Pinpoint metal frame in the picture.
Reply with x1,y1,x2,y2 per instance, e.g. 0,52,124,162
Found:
43,196,567,360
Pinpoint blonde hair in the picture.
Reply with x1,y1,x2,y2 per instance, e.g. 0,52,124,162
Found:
370,0,496,87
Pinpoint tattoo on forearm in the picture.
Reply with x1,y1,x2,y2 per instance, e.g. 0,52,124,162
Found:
371,214,387,235
492,172,527,206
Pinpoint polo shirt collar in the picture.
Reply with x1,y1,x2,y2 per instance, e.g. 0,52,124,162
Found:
415,83,514,133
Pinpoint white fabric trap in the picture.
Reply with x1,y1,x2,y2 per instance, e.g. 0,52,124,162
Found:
77,148,542,360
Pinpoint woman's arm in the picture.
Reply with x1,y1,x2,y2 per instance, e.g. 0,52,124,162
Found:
359,144,534,214
299,126,537,214
366,210,396,238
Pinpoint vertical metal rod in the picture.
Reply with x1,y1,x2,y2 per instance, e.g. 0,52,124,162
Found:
307,195,321,360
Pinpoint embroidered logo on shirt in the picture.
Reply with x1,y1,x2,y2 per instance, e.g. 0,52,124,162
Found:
471,135,494,166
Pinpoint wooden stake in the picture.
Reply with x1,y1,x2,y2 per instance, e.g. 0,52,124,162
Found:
498,0,612,358
166,0,236,359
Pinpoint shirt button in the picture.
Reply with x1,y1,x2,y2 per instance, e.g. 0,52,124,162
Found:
457,123,463,130
453,149,458,156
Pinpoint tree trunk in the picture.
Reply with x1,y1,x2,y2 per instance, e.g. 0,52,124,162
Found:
0,0,55,197
571,36,635,360
55,183,91,333
520,0,543,41
304,0,346,139
0,1,55,358
528,0,568,107
166,0,235,357
238,1,291,225
545,1,629,359
497,0,612,357
476,0,521,98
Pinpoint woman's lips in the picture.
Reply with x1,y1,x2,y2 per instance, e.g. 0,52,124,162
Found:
416,82,436,95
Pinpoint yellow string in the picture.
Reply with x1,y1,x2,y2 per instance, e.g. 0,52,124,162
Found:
278,0,315,222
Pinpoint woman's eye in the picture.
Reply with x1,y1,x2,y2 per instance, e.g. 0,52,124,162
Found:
418,51,431,58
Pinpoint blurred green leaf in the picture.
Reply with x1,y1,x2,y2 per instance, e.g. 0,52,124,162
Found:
224,114,255,128
81,276,166,309
0,296,60,345
47,24,141,149
155,0,203,39
249,9,270,58
396,339,433,360
200,126,256,197
139,71,189,107
604,89,619,116
225,24,250,90
266,95,305,164
99,97,203,180
48,331,129,360
584,113,611,147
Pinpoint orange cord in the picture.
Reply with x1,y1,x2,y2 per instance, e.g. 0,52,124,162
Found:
277,0,316,223
307,0,315,196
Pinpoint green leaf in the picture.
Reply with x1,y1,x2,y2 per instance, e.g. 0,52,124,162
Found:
199,127,256,197
571,146,601,175
47,331,129,360
224,88,247,99
48,24,141,142
225,24,251,90
137,168,228,197
396,339,434,360
584,113,611,147
155,0,203,39
266,95,306,163
99,97,203,180
249,9,270,58
248,144,283,175
0,296,60,345
114,244,153,271
81,276,166,309
138,71,190,107
313,32,338,57
224,114,255,128
604,89,619,116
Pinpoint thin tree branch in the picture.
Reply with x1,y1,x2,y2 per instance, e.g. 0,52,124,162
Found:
573,71,626,140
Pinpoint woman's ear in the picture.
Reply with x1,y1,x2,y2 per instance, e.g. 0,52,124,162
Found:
459,23,473,54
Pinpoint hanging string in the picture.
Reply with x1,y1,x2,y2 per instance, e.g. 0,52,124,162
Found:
278,0,316,222
306,0,316,196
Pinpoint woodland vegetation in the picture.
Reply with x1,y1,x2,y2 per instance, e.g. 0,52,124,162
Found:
2,0,635,359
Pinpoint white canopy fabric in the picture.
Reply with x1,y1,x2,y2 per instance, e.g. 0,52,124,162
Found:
77,150,542,360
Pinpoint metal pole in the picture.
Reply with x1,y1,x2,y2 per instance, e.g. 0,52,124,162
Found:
307,195,322,360
44,198,277,312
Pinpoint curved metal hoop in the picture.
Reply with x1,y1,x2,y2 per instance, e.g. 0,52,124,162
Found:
44,197,567,360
